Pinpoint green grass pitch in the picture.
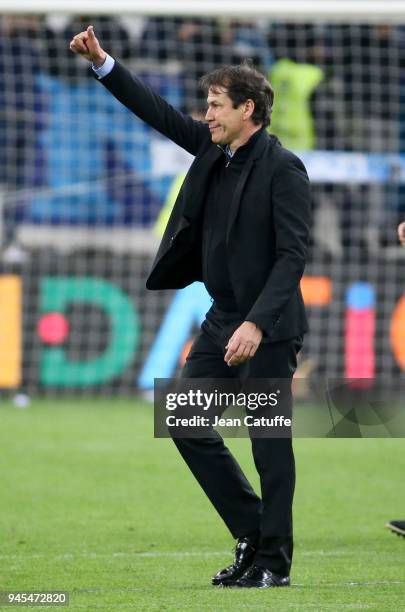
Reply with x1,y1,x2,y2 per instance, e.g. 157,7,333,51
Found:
0,397,404,611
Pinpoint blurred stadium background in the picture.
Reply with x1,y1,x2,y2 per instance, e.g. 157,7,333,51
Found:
0,0,405,397
1,2,405,609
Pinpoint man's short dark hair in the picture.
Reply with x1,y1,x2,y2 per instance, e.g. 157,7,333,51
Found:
199,62,274,127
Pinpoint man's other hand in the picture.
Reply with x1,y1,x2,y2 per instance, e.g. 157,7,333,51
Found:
69,25,106,67
398,221,405,246
224,321,263,367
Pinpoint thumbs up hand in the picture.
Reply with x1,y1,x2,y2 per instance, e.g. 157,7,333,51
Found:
69,25,106,67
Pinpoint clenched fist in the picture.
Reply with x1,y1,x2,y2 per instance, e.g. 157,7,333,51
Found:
69,25,106,67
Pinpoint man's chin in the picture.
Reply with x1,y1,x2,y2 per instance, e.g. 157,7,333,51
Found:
210,133,226,145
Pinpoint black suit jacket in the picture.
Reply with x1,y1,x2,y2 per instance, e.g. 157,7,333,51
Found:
98,60,312,342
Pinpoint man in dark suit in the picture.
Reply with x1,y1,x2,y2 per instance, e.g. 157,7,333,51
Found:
70,25,312,588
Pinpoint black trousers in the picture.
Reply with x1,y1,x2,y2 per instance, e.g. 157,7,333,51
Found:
171,304,303,576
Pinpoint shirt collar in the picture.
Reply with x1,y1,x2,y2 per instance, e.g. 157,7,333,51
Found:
218,127,264,162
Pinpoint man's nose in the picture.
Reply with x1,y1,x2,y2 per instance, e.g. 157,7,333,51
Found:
205,108,213,121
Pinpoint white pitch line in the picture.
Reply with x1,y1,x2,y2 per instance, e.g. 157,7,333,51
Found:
2,551,405,588
0,551,230,560
1,549,403,560
286,605,374,610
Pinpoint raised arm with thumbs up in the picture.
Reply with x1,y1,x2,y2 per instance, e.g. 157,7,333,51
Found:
69,25,107,67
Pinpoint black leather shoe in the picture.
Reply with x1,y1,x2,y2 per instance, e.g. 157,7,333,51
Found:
386,520,405,537
233,564,290,588
212,538,257,586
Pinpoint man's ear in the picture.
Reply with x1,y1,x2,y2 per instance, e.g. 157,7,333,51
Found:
243,99,255,120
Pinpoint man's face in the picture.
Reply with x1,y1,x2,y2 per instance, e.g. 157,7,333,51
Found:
205,87,246,146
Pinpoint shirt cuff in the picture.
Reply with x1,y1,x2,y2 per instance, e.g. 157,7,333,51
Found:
92,53,115,79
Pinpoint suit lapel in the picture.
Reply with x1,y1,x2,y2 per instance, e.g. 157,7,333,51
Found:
226,131,273,243
182,145,223,222
226,158,254,243
179,131,277,237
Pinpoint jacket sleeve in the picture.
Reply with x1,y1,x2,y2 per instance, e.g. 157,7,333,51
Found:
96,60,210,156
245,153,312,337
